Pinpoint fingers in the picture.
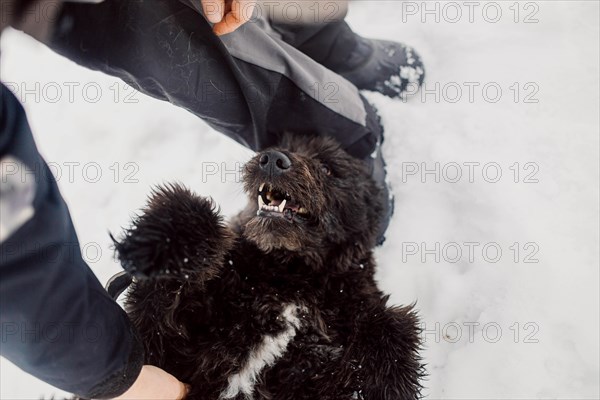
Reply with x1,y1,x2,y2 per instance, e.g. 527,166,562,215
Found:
114,365,190,400
213,0,256,36
201,0,225,24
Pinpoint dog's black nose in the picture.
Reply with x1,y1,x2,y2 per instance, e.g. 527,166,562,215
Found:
259,151,291,175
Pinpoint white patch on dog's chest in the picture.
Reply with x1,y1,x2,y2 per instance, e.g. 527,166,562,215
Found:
220,304,302,399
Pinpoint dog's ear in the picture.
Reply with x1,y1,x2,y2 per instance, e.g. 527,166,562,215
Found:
112,183,235,281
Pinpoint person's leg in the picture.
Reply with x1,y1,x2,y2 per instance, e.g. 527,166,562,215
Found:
270,7,426,99
269,19,362,74
49,0,379,159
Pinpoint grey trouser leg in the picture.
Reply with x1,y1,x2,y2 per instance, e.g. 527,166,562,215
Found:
50,0,381,159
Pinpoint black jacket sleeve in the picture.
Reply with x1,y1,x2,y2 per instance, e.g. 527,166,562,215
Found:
0,84,144,398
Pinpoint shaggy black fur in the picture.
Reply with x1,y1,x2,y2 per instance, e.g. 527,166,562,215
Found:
114,136,424,399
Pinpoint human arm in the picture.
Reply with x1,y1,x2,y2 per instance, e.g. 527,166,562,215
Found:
0,84,186,399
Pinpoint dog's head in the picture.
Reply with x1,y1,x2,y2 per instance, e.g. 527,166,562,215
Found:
241,135,384,257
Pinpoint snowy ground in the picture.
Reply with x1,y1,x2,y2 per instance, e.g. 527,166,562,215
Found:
1,1,599,398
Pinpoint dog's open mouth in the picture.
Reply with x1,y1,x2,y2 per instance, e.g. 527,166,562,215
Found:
257,183,309,221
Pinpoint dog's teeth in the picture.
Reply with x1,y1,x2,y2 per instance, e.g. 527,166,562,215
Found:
259,183,265,192
298,207,307,214
258,194,265,209
278,199,287,213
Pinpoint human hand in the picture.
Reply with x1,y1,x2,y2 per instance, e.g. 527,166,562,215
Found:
201,0,257,36
113,365,188,399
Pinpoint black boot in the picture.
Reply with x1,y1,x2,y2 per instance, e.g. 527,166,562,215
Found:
339,36,425,99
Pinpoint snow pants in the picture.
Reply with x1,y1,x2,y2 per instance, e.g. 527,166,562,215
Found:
50,0,382,159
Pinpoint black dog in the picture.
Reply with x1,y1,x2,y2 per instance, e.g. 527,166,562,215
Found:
113,135,423,399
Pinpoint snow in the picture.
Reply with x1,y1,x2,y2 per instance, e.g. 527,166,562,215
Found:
1,1,599,398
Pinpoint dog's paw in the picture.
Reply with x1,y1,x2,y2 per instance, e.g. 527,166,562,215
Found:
112,183,235,280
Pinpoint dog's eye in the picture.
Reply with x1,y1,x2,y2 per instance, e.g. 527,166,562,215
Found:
321,164,331,175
